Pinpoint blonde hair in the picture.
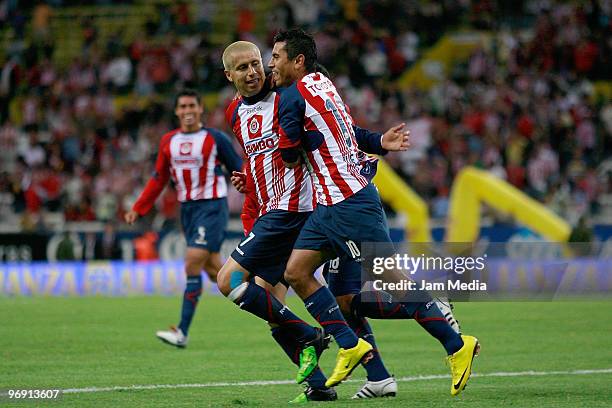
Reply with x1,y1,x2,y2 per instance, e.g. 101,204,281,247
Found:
222,41,261,71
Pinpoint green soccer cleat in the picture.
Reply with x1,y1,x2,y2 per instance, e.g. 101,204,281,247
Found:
289,386,338,403
296,345,317,384
296,328,331,384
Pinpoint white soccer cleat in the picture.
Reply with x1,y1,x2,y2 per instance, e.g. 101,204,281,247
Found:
156,326,188,348
435,298,461,334
352,377,397,399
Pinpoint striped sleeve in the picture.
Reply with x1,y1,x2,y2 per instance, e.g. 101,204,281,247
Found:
132,132,173,215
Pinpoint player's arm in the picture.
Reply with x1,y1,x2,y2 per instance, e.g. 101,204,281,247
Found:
125,135,171,224
353,123,410,155
210,129,243,174
278,84,306,169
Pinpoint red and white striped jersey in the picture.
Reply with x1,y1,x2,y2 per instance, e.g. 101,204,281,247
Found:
226,90,314,216
132,127,242,216
278,72,374,206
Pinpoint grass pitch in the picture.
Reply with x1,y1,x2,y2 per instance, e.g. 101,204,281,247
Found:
1,296,611,407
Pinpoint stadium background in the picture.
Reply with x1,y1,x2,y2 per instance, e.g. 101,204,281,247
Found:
1,0,611,262
0,1,611,406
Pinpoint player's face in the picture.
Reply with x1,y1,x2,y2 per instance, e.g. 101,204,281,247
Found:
269,41,296,87
225,49,265,97
175,96,203,132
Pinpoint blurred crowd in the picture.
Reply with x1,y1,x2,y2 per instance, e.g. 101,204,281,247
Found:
0,0,611,232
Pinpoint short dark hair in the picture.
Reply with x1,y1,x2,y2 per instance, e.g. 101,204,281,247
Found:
174,88,201,108
273,28,317,73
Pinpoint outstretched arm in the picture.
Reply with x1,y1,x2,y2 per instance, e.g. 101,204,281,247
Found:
130,134,172,219
353,123,410,155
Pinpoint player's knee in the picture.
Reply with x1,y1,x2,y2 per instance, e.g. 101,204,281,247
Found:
185,258,205,277
205,267,218,283
216,268,232,296
219,269,248,298
283,263,300,286
204,254,222,276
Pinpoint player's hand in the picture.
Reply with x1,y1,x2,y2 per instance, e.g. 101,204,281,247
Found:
231,171,247,193
381,123,410,152
124,210,139,225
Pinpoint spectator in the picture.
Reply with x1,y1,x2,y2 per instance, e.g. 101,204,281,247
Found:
0,0,608,231
133,230,158,261
56,231,76,260
96,222,122,260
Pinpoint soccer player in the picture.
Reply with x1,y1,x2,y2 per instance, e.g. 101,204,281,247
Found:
235,170,404,400
125,89,242,348
220,41,411,402
273,28,480,395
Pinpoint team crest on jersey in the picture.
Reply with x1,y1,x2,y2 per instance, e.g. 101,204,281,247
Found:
179,142,193,155
247,115,263,138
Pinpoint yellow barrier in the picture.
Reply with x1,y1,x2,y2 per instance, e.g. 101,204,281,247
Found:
398,32,490,91
445,167,571,242
374,163,571,243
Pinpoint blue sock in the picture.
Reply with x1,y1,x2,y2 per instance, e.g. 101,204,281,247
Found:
413,302,463,355
236,283,317,342
351,291,413,319
304,286,358,349
354,291,463,355
271,327,327,389
345,312,391,381
178,275,202,335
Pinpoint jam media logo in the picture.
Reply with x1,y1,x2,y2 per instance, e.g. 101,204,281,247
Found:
179,142,192,155
247,115,263,139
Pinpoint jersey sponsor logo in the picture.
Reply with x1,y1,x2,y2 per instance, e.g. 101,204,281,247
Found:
172,157,203,167
244,135,277,156
243,105,264,115
179,142,193,155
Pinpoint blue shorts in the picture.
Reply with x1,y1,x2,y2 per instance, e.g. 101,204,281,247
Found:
323,257,362,297
294,183,394,262
180,198,228,252
231,210,311,286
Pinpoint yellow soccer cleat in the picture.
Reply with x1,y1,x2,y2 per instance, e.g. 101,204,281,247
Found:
325,338,373,387
447,335,480,396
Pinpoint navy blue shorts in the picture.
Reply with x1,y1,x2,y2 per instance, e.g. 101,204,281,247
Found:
231,210,312,286
323,257,362,297
294,183,394,262
180,198,228,252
